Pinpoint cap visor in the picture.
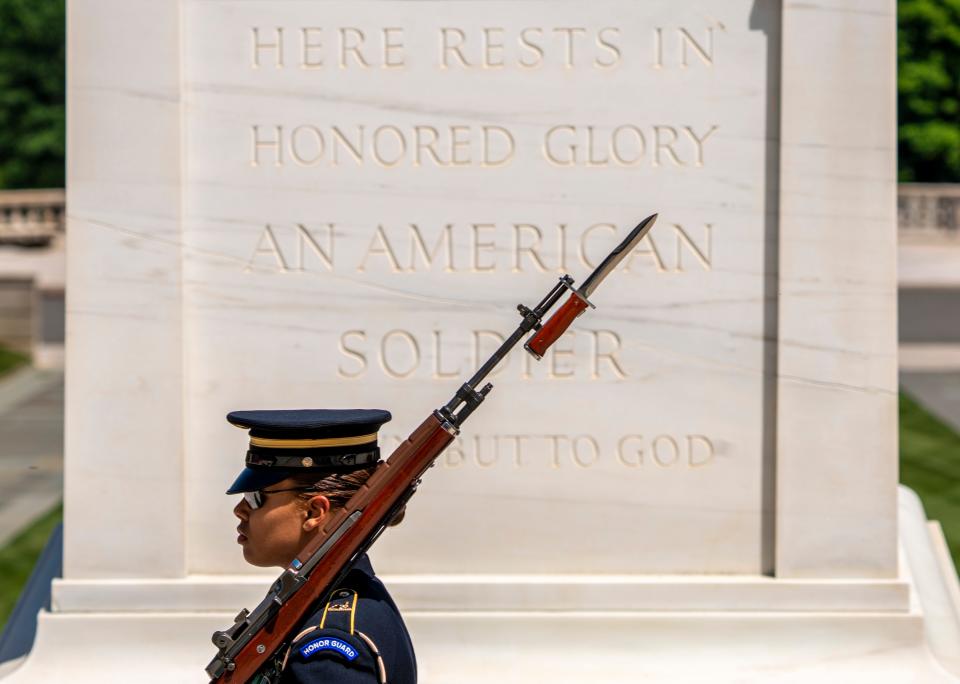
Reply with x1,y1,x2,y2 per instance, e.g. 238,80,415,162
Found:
225,466,296,494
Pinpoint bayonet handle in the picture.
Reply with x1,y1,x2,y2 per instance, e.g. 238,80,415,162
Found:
524,292,589,359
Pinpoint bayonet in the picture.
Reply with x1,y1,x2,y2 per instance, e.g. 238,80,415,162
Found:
525,213,657,359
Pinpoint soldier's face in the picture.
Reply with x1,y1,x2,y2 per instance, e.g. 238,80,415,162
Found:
233,478,316,568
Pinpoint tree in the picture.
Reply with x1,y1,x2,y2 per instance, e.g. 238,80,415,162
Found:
898,0,960,183
0,0,65,189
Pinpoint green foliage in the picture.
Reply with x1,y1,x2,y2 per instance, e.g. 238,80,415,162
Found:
900,393,960,572
898,0,960,182
0,0,65,189
0,345,28,376
0,504,61,633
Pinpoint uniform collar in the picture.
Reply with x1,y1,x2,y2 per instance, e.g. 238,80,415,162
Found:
349,553,375,578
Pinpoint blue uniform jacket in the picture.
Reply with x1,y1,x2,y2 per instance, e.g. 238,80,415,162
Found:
280,555,417,684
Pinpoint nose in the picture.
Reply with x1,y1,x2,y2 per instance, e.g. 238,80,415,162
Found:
234,497,250,520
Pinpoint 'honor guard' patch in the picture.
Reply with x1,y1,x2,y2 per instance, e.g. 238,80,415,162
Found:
299,637,359,661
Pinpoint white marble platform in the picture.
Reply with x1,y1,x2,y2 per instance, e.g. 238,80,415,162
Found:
3,487,958,683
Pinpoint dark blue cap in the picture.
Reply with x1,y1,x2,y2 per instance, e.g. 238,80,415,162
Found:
225,409,391,494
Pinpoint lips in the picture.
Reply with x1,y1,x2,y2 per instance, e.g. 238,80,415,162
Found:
237,526,248,544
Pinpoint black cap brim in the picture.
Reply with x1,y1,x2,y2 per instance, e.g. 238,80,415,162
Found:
226,466,297,494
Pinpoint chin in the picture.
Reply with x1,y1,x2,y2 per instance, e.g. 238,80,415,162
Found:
241,546,268,567
242,545,288,569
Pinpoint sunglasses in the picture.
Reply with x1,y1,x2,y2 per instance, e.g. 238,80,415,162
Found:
243,485,321,510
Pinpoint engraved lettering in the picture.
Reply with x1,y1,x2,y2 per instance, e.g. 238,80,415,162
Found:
450,125,471,166
512,224,548,272
440,28,470,68
300,28,324,68
586,126,609,167
481,126,515,167
383,28,405,68
337,330,367,378
414,126,444,167
557,223,568,271
572,435,600,468
358,224,403,272
339,28,370,68
433,433,717,469
553,27,586,68
595,27,621,68
543,125,576,166
380,329,420,378
252,27,284,69
475,434,498,468
331,126,364,165
541,125,714,167
653,27,663,68
652,435,680,467
688,435,715,467
471,223,496,272
251,125,283,167
482,28,505,68
546,434,567,468
653,126,683,167
250,124,523,169
432,330,461,379
617,435,643,467
518,28,544,68
589,330,627,379
505,435,529,468
295,223,334,271
611,125,646,165
372,125,407,167
675,223,712,271
679,27,714,67
290,125,325,166
245,224,289,272
409,224,455,272
683,125,718,166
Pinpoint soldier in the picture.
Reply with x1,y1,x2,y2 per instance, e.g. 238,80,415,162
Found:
226,408,417,684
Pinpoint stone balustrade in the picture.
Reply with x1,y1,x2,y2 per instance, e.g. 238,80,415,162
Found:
0,189,65,247
899,183,960,238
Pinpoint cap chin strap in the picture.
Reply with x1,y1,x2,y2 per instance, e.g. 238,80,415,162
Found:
245,448,380,469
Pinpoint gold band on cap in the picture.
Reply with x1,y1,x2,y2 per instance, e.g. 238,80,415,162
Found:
249,432,378,449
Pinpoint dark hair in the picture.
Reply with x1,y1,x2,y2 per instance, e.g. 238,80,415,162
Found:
291,465,406,527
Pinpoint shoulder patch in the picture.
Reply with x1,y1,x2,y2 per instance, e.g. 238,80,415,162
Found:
299,635,359,661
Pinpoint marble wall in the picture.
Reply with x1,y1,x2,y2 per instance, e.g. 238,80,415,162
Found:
65,0,897,584
180,0,779,576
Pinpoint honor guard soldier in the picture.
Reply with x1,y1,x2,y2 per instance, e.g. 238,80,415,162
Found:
226,408,417,684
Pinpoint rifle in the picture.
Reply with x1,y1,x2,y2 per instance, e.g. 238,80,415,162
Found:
206,214,659,683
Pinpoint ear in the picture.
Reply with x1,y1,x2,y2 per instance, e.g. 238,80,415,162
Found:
302,494,331,531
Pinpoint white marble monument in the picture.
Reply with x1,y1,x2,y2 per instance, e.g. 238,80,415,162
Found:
4,0,960,681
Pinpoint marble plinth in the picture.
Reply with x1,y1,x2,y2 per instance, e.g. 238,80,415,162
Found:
9,0,951,681
3,488,958,683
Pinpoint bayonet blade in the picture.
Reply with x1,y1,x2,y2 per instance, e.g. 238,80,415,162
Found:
579,213,658,298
